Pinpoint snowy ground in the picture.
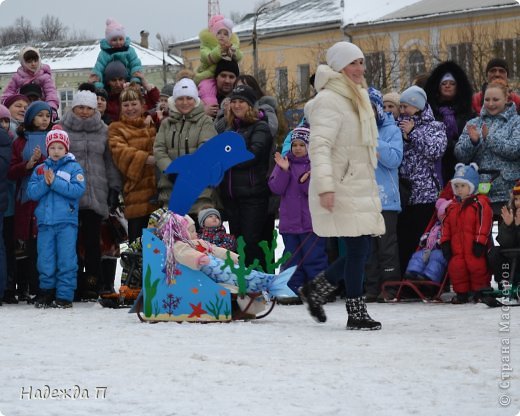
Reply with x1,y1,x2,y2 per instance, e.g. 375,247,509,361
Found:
0,298,518,416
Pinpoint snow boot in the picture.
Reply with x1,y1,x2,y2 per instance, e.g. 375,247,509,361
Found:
345,296,382,330
299,272,337,323
34,289,56,309
53,299,73,309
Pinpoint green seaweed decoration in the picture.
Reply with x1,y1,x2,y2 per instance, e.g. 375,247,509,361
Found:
221,236,259,297
143,265,160,318
205,294,224,320
258,229,291,274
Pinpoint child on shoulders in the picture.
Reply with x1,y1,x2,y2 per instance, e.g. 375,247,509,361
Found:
440,163,493,304
89,18,143,90
27,126,86,308
1,47,59,114
195,15,242,107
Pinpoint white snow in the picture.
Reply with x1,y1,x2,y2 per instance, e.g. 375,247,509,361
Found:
0,292,518,415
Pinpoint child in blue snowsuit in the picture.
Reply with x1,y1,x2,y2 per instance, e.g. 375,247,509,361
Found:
27,126,86,308
268,126,328,300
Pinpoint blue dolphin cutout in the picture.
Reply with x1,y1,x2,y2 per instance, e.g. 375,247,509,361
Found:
164,131,254,215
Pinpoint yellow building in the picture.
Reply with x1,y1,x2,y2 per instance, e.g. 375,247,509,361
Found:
171,0,345,108
172,0,520,104
345,0,520,92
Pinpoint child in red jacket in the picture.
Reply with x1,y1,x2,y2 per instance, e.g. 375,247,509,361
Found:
440,163,493,303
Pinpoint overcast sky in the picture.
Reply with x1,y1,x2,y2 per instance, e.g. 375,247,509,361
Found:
0,0,294,47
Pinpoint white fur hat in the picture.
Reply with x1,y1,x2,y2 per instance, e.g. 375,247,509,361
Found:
326,41,364,72
72,90,98,109
171,78,200,106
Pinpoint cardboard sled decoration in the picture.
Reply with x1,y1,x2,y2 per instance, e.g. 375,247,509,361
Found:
135,230,277,322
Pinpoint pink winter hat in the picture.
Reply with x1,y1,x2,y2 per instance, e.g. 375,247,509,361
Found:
105,18,125,41
0,104,10,120
209,15,233,36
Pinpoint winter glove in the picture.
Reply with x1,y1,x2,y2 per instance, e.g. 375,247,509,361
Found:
107,189,120,212
441,242,452,261
473,242,487,258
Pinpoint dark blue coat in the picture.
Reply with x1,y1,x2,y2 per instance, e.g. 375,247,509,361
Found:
0,128,11,213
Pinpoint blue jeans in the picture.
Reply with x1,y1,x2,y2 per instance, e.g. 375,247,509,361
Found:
0,212,5,299
325,235,371,298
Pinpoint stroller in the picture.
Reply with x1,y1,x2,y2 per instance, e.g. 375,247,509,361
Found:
382,183,454,302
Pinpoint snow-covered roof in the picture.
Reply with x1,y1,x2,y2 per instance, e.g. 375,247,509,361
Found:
347,0,518,26
0,39,183,74
342,0,420,26
172,0,344,47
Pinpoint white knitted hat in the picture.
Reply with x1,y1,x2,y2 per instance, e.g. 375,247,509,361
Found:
72,90,97,109
326,41,364,72
172,78,200,106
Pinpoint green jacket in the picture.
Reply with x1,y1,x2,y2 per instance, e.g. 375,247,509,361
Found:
154,102,218,212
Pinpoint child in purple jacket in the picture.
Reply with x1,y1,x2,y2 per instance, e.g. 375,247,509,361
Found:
268,127,328,301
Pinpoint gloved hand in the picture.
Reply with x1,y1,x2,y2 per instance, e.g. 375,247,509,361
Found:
441,242,452,261
473,242,487,258
107,189,120,212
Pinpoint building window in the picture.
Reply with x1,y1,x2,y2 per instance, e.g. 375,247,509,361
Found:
448,43,473,77
297,64,310,99
275,67,288,101
365,52,386,90
59,89,74,118
494,38,520,79
407,50,426,84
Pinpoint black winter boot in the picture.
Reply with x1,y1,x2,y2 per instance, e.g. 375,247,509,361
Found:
299,272,337,323
345,297,382,330
34,289,56,309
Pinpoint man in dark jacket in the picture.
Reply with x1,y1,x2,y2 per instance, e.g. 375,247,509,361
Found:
0,128,12,305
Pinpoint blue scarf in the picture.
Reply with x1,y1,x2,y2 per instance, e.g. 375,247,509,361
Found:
19,131,48,203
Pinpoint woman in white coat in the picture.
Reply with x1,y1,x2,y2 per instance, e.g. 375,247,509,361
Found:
299,41,385,330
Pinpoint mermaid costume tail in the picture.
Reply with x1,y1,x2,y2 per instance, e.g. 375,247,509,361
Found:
201,255,297,298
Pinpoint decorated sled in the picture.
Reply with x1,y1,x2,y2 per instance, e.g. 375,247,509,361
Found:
133,229,276,322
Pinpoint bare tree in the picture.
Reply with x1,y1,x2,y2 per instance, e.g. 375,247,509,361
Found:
0,26,23,47
15,16,34,43
40,15,67,41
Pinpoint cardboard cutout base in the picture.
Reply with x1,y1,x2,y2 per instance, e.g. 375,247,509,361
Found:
141,229,232,322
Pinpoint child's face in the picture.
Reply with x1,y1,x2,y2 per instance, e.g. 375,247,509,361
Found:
484,87,507,116
47,142,67,161
109,36,125,48
25,58,39,73
291,140,307,158
159,96,169,111
0,118,9,130
204,214,221,228
399,103,420,117
514,195,520,210
188,224,197,239
453,182,471,199
216,29,230,44
33,110,51,130
97,96,107,114
383,101,399,119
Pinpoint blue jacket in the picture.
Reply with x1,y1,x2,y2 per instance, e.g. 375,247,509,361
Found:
376,113,403,212
454,103,520,204
27,154,86,226
0,128,11,213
